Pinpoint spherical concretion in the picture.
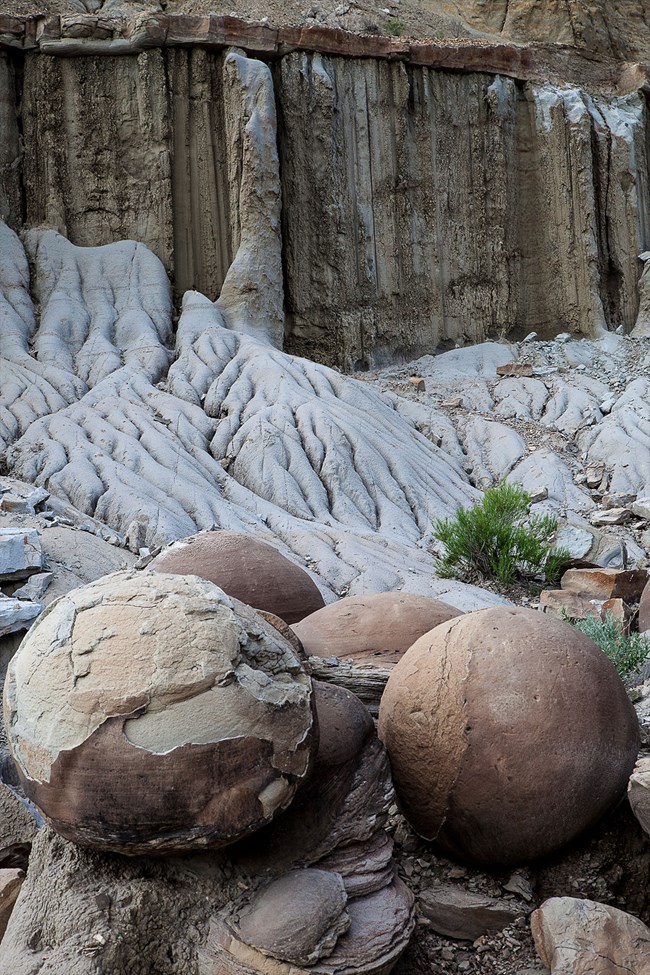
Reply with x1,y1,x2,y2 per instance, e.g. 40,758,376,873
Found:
4,570,316,854
378,606,640,866
293,592,462,667
149,531,325,625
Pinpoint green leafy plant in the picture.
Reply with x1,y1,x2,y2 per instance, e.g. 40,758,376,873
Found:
384,17,405,36
431,481,570,586
563,610,648,681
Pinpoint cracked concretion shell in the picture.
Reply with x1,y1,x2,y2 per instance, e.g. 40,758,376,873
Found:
378,606,640,866
3,570,316,855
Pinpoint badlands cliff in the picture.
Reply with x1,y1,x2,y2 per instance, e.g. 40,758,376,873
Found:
1,2,650,368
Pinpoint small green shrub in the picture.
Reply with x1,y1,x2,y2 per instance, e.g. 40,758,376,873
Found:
384,17,405,36
431,481,570,586
564,611,648,681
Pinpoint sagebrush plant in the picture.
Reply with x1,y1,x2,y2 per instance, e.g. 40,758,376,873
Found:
431,481,570,586
384,17,405,35
564,610,649,682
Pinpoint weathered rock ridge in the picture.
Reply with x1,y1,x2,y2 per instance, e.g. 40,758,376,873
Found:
1,15,650,366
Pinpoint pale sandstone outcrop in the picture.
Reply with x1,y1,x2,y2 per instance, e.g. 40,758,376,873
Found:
531,896,650,975
378,607,640,866
4,570,315,853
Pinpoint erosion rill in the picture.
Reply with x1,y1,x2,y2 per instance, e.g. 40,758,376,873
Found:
1,13,650,369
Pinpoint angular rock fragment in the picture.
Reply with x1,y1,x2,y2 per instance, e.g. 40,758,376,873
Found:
150,531,325,625
496,362,533,377
4,570,315,854
531,896,650,975
0,596,42,637
560,567,647,602
378,607,640,865
0,528,42,582
418,883,528,941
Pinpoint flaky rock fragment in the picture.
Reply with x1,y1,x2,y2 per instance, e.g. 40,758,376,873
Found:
293,593,461,668
4,570,315,854
233,870,350,966
418,883,528,941
378,607,640,865
202,876,415,975
531,896,650,975
150,531,325,625
234,681,394,886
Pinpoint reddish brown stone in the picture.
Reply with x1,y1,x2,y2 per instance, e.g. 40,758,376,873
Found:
150,531,325,625
293,592,461,668
496,362,533,377
378,607,640,866
560,567,648,602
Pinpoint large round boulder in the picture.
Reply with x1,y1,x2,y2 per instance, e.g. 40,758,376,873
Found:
293,592,461,667
149,531,325,625
378,606,640,866
4,570,315,854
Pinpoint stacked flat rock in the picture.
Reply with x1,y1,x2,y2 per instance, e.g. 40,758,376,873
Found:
201,680,415,974
149,531,325,625
378,606,640,866
3,570,316,854
294,593,461,715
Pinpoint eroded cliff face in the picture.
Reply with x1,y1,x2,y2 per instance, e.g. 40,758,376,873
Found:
279,55,650,365
1,18,650,367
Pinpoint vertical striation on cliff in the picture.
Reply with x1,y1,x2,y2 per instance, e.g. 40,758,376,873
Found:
2,29,650,364
277,52,650,367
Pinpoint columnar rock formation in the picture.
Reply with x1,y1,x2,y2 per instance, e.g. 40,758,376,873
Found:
1,16,650,365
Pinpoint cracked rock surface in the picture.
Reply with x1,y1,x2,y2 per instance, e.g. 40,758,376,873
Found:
4,570,315,854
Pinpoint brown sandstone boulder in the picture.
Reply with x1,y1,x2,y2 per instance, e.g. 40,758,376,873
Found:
4,570,315,854
628,757,650,839
149,531,325,625
293,592,461,668
560,567,647,603
378,607,640,866
531,896,650,975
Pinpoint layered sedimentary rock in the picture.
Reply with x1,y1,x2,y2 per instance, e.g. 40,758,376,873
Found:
278,55,650,365
2,21,650,364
